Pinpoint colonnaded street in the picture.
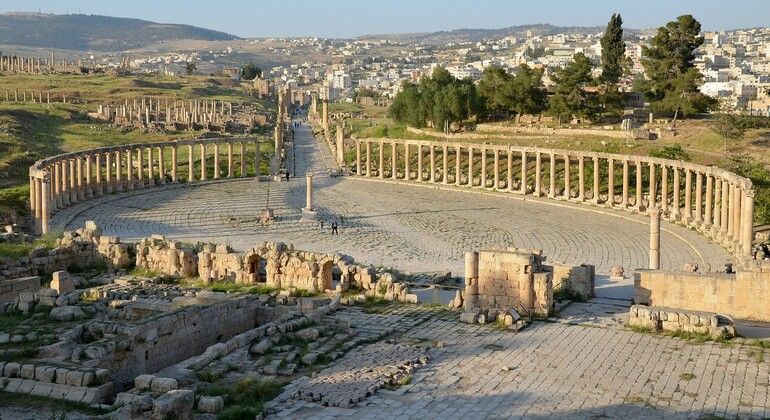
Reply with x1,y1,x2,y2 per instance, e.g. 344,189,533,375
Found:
51,113,731,299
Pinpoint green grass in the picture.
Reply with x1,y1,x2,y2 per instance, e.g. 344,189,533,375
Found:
184,279,277,295
0,231,59,258
679,372,696,381
199,377,284,418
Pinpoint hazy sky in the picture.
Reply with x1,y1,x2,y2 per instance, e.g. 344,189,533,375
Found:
1,0,768,38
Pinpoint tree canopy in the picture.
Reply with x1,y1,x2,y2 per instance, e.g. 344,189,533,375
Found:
600,13,626,84
241,63,262,80
477,65,546,121
547,53,597,121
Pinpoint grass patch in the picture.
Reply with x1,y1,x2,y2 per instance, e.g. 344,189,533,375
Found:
679,372,696,381
626,324,654,334
361,295,390,313
200,377,284,418
553,286,588,303
0,390,109,415
383,374,412,391
197,369,225,383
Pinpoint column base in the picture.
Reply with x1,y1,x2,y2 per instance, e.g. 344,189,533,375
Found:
300,208,318,222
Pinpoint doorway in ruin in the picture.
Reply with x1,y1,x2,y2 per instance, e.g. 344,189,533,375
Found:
320,261,333,290
247,254,265,283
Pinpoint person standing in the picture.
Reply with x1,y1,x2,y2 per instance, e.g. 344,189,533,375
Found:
331,221,338,235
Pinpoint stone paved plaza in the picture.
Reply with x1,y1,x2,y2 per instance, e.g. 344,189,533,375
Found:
51,118,731,299
270,303,770,419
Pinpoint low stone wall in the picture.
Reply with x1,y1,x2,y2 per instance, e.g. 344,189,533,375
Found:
629,304,735,339
0,276,40,304
0,362,112,404
551,263,596,299
634,268,770,322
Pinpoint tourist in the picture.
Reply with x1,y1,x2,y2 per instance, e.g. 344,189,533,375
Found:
331,221,338,235
285,172,290,182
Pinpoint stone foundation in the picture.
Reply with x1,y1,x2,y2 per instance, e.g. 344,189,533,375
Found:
629,304,735,339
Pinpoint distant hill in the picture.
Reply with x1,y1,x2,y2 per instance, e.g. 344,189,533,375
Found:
358,23,641,45
0,12,238,51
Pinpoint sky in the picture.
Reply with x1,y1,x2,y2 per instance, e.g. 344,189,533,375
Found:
1,0,768,38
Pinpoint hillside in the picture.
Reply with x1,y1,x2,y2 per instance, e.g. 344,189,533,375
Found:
358,23,641,45
0,12,238,51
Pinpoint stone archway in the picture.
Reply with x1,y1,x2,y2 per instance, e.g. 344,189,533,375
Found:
246,254,264,283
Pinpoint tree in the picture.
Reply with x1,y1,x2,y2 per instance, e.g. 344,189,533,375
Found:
508,64,546,119
639,15,717,120
241,63,262,80
184,61,197,75
547,53,597,122
600,13,626,84
478,65,545,122
477,66,513,119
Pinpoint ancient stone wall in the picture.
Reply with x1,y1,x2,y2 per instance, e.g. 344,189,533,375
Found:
0,277,40,304
634,268,770,322
629,304,735,338
551,263,596,299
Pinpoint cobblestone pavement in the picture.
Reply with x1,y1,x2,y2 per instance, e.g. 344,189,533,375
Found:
269,304,770,419
50,114,731,299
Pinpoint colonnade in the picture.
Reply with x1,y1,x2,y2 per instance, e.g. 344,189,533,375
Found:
29,138,264,235
353,139,756,259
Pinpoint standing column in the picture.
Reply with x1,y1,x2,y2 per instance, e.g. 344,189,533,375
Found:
607,158,614,207
379,140,385,179
105,152,113,194
534,152,542,197
506,149,513,191
227,143,234,178
455,146,462,186
493,149,500,189
648,163,657,211
53,162,62,209
592,157,600,204
240,142,246,177
355,140,362,175
694,172,703,225
727,183,735,238
430,145,436,182
200,144,207,180
391,141,397,180
735,186,743,244
442,145,449,184
548,153,556,198
404,143,410,180
720,179,729,236
649,206,662,270
34,178,42,233
115,151,123,192
684,169,692,224
146,147,153,184
467,147,474,186
213,143,220,179
577,156,585,201
635,161,643,212
704,174,713,228
29,176,37,227
76,157,85,200
94,154,103,196
672,168,681,220
712,178,722,229
254,140,261,180
171,146,178,182
660,166,668,215
187,145,195,182
40,177,50,235
520,151,528,195
365,141,372,177
417,144,423,181
125,150,133,191
621,160,629,208
563,154,570,199
69,158,77,203
135,148,144,189
305,174,314,211
480,147,487,188
741,188,755,258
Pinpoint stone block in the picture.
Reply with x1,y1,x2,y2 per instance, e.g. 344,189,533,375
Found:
153,389,194,420
19,364,35,379
151,377,179,393
134,374,155,390
4,362,20,377
198,395,224,414
51,271,75,294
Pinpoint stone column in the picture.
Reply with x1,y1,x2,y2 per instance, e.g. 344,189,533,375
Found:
660,166,668,215
521,151,528,195
720,179,729,236
404,143,410,180
455,146,462,186
563,154,570,199
741,188,755,258
607,158,614,207
704,174,713,228
146,147,153,184
188,145,195,182
391,141,397,180
135,148,144,189
480,147,487,188
464,251,479,280
76,157,85,200
200,144,207,181
365,141,372,177
171,146,178,182
69,158,77,202
535,152,542,197
29,176,38,228
684,169,692,223
648,163,657,211
592,157,600,204
159,147,167,184
105,152,112,194
732,184,742,241
622,160,629,208
227,143,233,178
336,124,344,165
94,154,102,196
417,144,423,181
672,168,680,220
727,183,735,238
468,147,474,186
430,145,436,182
305,174,314,211
213,143,220,179
443,145,449,184
548,153,556,198
506,149,513,191
40,177,49,235
635,161,643,213
649,206,662,270
53,162,62,209
577,156,584,201
694,172,703,224
379,140,385,179
240,142,246,177
355,140,362,175
115,151,123,192
33,178,42,233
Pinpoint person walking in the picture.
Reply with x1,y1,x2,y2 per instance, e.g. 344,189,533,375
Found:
331,221,338,235
285,171,290,182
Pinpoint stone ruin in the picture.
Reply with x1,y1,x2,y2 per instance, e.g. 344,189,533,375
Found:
457,248,595,326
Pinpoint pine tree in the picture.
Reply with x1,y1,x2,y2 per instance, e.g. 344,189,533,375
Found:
600,13,625,84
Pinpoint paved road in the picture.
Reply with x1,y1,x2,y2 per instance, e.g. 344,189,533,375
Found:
51,112,731,299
